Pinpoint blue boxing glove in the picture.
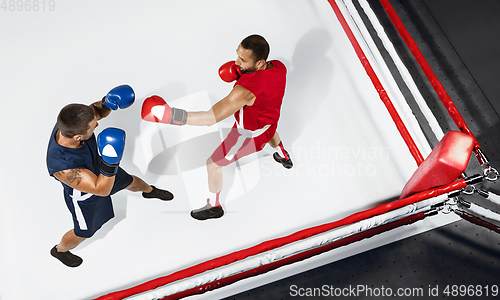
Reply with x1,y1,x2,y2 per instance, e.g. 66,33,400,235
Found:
101,85,135,110
97,127,126,176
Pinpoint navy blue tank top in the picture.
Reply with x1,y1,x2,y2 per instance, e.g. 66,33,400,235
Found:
46,124,100,193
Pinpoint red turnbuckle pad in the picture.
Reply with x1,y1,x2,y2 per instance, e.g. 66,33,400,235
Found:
400,131,475,199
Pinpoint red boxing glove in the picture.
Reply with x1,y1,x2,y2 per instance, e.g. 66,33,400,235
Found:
218,61,242,82
141,95,187,126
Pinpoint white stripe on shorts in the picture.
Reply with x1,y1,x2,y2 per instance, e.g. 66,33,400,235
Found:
70,190,92,230
224,108,271,161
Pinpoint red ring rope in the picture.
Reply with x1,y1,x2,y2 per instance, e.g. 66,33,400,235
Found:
162,212,428,300
378,0,482,159
94,180,465,300
455,210,500,234
327,0,424,165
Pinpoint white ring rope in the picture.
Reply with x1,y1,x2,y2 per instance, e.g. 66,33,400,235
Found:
485,192,500,206
467,202,500,224
125,194,449,300
340,0,432,157
357,0,445,142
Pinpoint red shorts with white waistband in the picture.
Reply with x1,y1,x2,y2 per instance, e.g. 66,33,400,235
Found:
211,123,277,167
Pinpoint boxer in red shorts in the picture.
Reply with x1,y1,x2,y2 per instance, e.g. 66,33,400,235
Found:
142,34,292,220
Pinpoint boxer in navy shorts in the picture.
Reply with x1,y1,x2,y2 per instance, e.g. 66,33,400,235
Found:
47,85,174,267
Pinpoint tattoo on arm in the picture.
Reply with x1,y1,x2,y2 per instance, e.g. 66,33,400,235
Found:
55,169,83,186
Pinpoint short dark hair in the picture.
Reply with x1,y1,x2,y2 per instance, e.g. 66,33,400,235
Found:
240,34,270,62
57,104,95,138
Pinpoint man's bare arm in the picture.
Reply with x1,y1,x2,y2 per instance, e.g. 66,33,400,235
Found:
53,168,115,197
90,99,111,121
186,85,255,126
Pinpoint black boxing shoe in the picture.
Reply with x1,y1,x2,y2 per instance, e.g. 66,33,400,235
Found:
50,245,83,268
273,151,293,169
191,200,224,220
142,185,174,201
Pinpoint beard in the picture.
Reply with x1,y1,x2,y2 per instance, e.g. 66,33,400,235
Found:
239,65,258,74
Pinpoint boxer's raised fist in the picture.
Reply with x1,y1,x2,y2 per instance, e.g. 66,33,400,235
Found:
97,127,126,176
219,61,242,82
102,85,135,110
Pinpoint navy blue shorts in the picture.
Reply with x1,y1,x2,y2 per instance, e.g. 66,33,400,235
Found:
63,167,133,238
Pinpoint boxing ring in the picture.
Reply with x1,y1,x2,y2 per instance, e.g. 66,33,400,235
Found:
0,1,499,300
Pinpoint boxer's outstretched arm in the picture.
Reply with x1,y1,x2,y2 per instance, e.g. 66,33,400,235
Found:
186,85,255,126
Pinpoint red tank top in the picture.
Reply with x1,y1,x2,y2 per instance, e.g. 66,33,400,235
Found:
234,60,287,131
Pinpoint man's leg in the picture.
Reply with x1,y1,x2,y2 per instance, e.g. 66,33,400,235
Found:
51,229,85,267
126,175,173,201
268,131,282,148
207,157,223,195
126,175,153,193
190,157,225,220
192,128,266,220
57,229,86,252
269,131,293,169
